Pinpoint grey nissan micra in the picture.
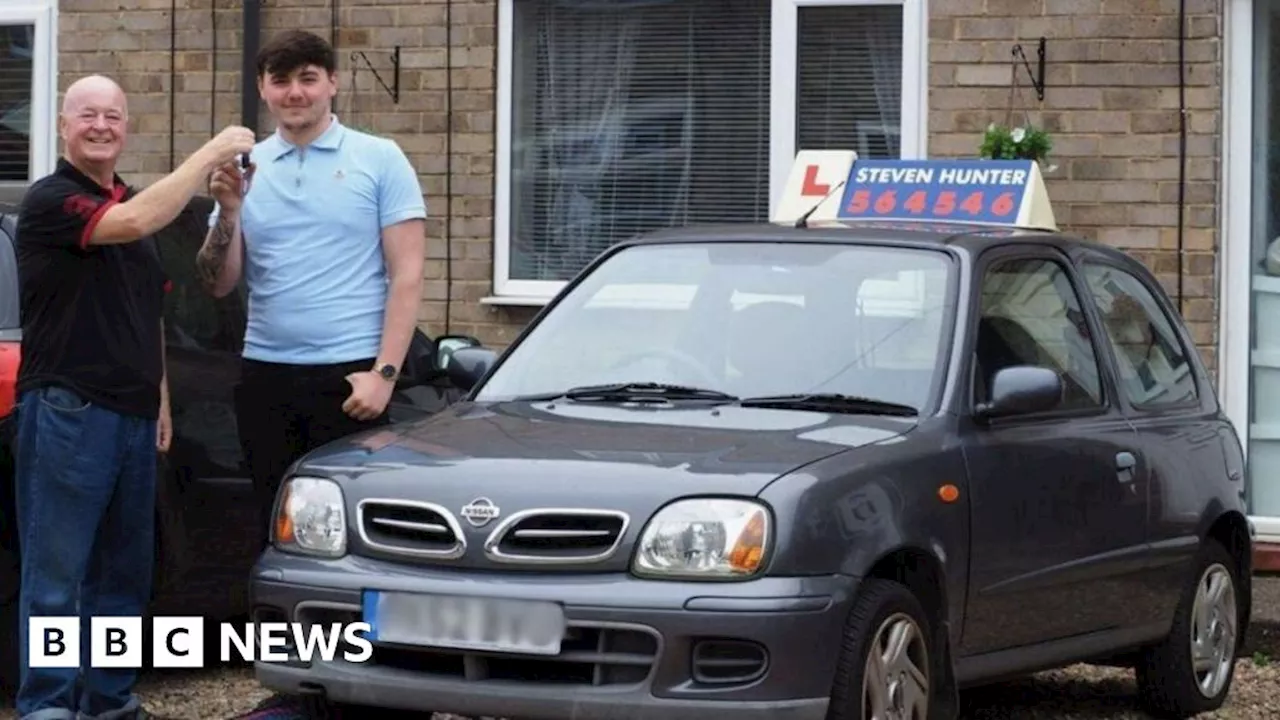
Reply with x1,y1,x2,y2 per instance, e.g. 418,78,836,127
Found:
248,157,1253,720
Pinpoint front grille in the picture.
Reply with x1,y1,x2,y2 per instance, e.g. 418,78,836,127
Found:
357,499,465,559
371,622,659,687
484,509,629,564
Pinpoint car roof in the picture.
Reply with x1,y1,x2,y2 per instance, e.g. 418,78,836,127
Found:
0,185,20,331
0,183,24,237
0,184,23,239
613,219,1146,270
0,184,25,330
0,183,24,215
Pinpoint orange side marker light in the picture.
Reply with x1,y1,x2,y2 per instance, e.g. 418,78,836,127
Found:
938,484,960,503
274,484,295,544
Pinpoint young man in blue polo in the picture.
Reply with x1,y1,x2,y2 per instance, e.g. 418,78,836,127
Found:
195,29,427,541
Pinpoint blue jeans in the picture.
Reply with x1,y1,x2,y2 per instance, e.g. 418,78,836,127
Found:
13,385,156,720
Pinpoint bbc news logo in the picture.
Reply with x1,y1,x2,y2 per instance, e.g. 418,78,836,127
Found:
29,617,373,668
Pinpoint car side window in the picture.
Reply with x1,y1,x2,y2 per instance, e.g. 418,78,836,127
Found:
974,256,1104,411
1081,262,1198,408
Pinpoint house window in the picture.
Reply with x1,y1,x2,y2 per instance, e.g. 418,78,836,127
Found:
0,1,55,185
494,0,926,301
796,5,904,156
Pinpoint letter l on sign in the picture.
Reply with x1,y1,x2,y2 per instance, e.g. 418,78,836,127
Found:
801,165,829,196
770,149,858,225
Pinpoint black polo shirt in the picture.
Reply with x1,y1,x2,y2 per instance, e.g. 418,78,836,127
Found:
14,158,170,420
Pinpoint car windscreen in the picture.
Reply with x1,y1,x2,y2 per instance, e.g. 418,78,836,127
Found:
475,240,958,413
0,216,16,330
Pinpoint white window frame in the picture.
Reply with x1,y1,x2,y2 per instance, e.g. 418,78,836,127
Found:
489,0,929,306
1221,0,1280,540
0,0,56,186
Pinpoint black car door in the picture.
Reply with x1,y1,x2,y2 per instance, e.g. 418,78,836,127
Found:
386,328,468,423
959,244,1149,655
1074,251,1229,627
151,203,262,617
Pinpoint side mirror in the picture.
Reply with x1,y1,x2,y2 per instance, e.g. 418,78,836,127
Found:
401,329,438,385
976,366,1062,420
446,346,499,392
435,334,482,372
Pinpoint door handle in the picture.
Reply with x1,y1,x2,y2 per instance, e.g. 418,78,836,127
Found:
1116,451,1137,484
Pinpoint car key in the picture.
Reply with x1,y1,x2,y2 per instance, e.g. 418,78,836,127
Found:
238,153,252,195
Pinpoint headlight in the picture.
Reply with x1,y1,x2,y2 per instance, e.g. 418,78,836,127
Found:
632,499,770,579
273,476,347,557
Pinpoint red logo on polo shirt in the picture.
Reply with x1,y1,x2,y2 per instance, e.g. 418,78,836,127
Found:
63,193,102,221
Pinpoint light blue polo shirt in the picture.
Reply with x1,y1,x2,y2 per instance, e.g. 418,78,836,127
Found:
208,116,426,365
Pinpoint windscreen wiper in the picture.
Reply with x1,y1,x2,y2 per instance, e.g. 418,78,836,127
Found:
521,382,739,403
736,393,918,417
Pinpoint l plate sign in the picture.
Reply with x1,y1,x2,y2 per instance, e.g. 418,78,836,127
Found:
771,149,858,225
363,590,566,656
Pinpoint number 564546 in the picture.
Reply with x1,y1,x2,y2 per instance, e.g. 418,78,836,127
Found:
844,189,1016,218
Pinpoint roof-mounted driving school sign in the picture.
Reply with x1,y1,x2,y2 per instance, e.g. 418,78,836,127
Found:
772,150,1057,232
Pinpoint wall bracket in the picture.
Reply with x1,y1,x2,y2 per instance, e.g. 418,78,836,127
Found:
350,46,401,103
1012,37,1046,102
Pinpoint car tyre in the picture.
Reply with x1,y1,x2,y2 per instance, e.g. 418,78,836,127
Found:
826,578,934,720
1135,540,1242,719
298,694,338,718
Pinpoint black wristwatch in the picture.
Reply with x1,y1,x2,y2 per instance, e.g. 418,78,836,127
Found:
375,363,399,382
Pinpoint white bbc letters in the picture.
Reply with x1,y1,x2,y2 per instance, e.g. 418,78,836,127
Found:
90,616,143,668
152,616,205,668
29,615,374,668
28,616,79,668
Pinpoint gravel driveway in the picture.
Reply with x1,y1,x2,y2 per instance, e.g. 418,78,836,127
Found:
5,577,1280,719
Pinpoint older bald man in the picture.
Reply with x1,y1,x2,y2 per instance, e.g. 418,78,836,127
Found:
11,74,253,720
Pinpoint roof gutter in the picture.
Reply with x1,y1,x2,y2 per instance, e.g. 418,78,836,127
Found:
241,0,262,132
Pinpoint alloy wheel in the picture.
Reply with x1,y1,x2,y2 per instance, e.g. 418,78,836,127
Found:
1190,562,1238,699
862,612,929,720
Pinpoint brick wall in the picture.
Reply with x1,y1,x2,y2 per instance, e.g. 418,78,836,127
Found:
58,0,533,349
929,0,1222,373
58,0,1226,366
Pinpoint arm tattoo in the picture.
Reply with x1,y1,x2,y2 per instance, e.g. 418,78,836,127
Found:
196,213,236,291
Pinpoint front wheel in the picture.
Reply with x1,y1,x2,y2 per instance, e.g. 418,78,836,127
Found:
827,579,934,720
1135,540,1242,719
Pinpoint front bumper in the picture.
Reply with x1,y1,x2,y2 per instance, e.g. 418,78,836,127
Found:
250,548,859,720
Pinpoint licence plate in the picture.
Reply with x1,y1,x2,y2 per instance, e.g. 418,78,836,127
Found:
362,590,566,656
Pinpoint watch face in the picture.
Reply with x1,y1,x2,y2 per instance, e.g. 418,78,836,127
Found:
379,364,396,379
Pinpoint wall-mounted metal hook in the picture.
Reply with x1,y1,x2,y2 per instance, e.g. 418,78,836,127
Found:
350,46,401,103
1012,37,1046,102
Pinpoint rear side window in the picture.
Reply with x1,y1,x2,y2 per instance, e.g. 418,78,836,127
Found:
0,215,16,330
1081,262,1198,408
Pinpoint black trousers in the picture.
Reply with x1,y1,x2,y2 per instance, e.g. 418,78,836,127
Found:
234,357,391,548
